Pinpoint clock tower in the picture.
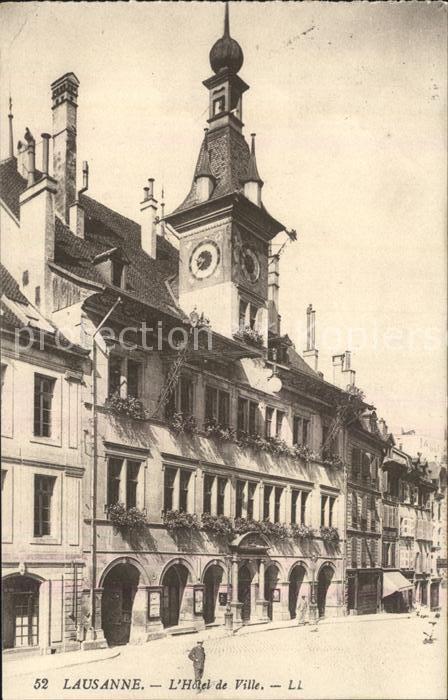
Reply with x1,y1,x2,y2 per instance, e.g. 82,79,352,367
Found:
166,3,285,344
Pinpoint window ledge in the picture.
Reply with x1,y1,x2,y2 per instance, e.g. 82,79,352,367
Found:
30,436,62,448
30,536,61,545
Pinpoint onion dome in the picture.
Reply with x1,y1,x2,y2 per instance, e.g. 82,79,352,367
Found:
209,3,244,75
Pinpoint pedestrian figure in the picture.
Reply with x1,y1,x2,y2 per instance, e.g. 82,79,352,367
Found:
296,595,309,626
188,640,206,692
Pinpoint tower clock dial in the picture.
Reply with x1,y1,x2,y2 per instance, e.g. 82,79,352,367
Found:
241,246,260,283
189,240,221,280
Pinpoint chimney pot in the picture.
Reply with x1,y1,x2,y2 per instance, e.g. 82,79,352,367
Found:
41,133,51,175
147,178,155,199
143,186,150,201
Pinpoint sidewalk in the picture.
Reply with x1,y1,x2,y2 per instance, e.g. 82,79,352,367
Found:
3,647,120,679
232,610,414,637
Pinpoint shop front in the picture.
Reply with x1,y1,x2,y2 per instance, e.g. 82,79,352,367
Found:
347,569,382,615
382,570,414,613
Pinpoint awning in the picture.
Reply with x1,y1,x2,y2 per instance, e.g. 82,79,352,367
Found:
382,571,414,598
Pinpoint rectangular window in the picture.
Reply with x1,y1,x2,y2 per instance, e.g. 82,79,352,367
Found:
265,407,274,439
238,398,258,435
107,458,122,506
351,447,361,478
322,424,329,449
329,496,335,527
291,490,299,525
164,468,176,512
165,389,176,419
217,477,227,516
239,300,248,328
1,364,6,397
275,411,284,439
248,401,257,435
35,286,41,307
205,386,217,422
33,374,55,437
179,470,191,512
247,482,256,520
22,270,29,286
108,355,122,397
203,474,214,515
180,377,193,415
263,485,272,521
274,487,283,523
293,416,301,445
127,360,140,399
249,305,257,330
112,261,124,288
321,495,327,527
126,461,140,509
302,418,310,446
34,475,55,537
236,480,245,519
218,391,230,426
301,491,308,525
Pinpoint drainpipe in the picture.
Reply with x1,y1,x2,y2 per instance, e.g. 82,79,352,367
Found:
88,296,122,640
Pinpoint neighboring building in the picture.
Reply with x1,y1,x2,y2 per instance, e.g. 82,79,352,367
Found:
381,443,441,611
1,264,88,654
345,407,385,615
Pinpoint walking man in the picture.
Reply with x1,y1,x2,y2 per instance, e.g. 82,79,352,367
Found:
296,595,309,626
188,640,206,692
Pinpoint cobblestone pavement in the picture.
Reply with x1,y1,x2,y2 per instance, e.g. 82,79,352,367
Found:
3,614,446,700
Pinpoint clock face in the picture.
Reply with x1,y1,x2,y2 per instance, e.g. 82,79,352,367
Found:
241,246,260,283
189,240,220,280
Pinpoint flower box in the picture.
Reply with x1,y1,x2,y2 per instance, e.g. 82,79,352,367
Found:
204,418,236,442
105,392,150,421
201,513,234,536
290,524,316,540
233,326,264,347
320,526,340,543
106,502,149,530
163,509,199,531
168,412,198,435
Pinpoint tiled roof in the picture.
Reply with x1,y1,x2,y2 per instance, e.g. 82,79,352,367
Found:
172,126,251,214
0,261,29,304
54,195,184,320
0,158,26,219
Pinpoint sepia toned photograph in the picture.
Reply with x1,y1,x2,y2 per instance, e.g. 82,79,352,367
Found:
0,2,446,699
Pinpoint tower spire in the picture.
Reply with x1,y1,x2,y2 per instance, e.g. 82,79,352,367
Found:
224,1,230,37
8,96,14,158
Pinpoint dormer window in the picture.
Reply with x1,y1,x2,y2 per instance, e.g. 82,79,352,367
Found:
93,246,129,289
112,260,124,288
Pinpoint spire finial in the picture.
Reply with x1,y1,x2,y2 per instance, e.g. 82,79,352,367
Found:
224,2,230,36
8,95,14,158
250,133,256,155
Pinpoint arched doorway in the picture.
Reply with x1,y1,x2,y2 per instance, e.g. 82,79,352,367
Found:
238,565,253,623
264,564,280,621
161,564,189,628
203,565,224,625
317,565,334,618
289,565,306,619
101,563,140,646
2,575,41,649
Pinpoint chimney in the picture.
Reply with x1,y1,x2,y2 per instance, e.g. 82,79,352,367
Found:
17,140,28,177
69,160,88,238
19,130,57,316
140,178,158,258
243,134,263,207
303,304,319,371
25,128,36,187
268,250,280,335
41,133,51,175
333,350,356,389
51,72,80,222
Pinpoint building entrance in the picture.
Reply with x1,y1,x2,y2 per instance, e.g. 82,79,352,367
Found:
101,563,139,646
238,565,252,623
317,565,334,618
161,564,188,628
289,565,306,619
2,576,40,649
203,565,223,624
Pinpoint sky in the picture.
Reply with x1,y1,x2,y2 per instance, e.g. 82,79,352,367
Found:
1,1,446,440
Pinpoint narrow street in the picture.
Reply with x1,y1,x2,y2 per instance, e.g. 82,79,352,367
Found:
4,614,446,700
